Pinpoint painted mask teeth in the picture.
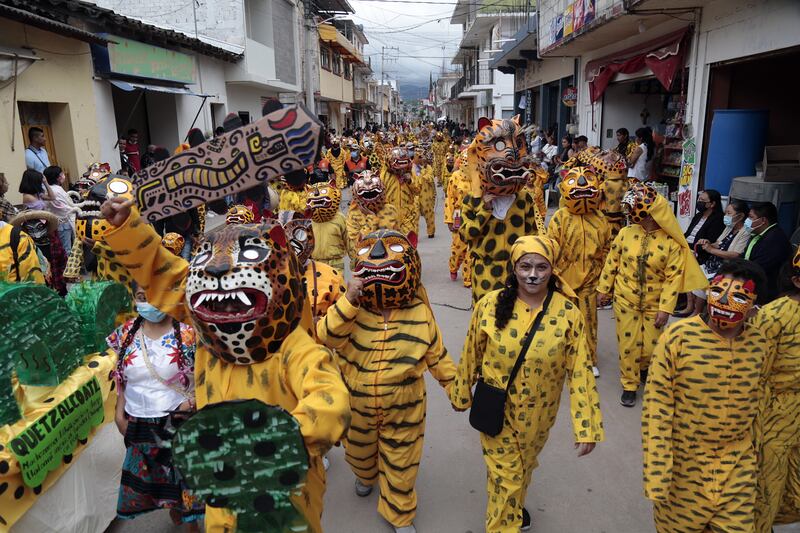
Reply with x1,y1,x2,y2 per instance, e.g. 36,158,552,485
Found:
194,290,252,308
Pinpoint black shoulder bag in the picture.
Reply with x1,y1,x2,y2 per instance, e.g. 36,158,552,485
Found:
469,289,553,437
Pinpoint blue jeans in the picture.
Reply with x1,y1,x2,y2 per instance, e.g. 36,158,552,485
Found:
57,222,74,252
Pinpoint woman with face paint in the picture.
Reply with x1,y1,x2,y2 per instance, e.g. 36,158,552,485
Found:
597,182,707,407
107,284,203,530
642,259,768,533
450,236,604,533
752,249,800,531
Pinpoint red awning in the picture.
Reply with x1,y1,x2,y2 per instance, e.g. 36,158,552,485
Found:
585,26,691,103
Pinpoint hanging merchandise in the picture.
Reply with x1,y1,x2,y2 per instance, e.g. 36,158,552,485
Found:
562,86,578,107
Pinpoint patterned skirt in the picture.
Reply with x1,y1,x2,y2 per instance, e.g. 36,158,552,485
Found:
117,415,204,523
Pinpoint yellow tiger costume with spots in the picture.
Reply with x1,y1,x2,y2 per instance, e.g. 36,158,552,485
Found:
306,183,347,271
102,203,350,533
316,230,456,529
326,144,347,189
431,132,449,186
460,116,541,302
643,314,766,532
546,167,611,367
381,147,420,236
415,162,436,238
754,290,800,531
444,163,472,286
450,236,603,533
598,183,706,393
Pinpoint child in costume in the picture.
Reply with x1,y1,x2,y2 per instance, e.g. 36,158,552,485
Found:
443,152,472,286
546,167,611,377
598,182,707,406
306,182,347,271
753,249,800,531
642,259,767,532
450,235,603,533
99,196,350,533
381,146,420,237
316,230,456,533
459,116,541,303
280,211,346,324
345,170,400,262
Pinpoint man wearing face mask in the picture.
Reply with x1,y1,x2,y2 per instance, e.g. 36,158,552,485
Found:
642,259,767,533
598,182,707,407
344,142,370,186
743,201,791,303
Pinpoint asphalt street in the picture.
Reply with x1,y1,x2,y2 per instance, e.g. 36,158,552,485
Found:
109,189,800,533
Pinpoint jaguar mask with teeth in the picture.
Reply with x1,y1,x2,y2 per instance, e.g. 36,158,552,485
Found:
468,115,533,197
306,183,341,223
353,229,420,310
560,167,603,215
622,181,658,224
187,222,304,364
281,212,314,266
352,170,386,212
388,147,412,176
706,275,757,330
75,174,135,241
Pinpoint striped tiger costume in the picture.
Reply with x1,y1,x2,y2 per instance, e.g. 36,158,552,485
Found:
643,314,767,532
316,230,456,529
753,295,800,531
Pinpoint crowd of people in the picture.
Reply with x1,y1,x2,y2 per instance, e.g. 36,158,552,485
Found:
1,108,799,533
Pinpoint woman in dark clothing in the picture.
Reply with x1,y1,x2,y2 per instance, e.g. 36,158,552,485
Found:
675,189,726,315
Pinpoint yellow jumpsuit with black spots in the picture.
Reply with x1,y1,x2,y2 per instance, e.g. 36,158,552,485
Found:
345,202,400,261
600,176,628,239
753,296,800,531
431,139,448,185
643,315,766,533
450,289,604,533
381,168,420,237
460,191,539,302
327,148,347,189
546,208,611,366
316,296,456,528
444,169,471,286
597,225,684,391
417,165,436,238
303,259,346,324
102,209,351,533
0,223,44,282
311,212,348,271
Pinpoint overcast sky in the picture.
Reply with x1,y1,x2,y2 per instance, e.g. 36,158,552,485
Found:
348,0,464,97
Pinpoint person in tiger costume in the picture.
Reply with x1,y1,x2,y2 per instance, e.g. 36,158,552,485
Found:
344,141,370,186
431,130,449,186
345,170,400,263
450,235,603,533
278,169,310,214
327,137,347,188
753,249,800,531
306,182,347,271
459,116,542,303
99,194,350,533
316,229,456,533
381,145,420,237
598,182,707,407
642,259,767,533
280,211,346,325
546,166,611,378
414,147,436,239
444,151,472,286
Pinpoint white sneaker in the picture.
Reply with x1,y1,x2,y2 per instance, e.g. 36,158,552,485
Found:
354,479,372,497
394,525,416,533
322,455,330,471
592,366,600,378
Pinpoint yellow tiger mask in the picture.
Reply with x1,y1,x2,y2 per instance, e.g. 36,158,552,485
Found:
353,229,420,310
352,170,386,212
468,115,532,197
560,167,603,215
306,183,341,223
622,181,658,224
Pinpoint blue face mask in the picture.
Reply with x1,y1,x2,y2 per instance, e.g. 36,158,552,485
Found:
408,150,415,157
744,218,756,231
136,301,166,323
723,215,733,227
351,151,360,159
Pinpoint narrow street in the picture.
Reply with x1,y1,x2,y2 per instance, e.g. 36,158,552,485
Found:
109,192,800,533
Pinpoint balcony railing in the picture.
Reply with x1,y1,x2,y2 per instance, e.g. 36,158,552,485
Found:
355,88,367,103
451,76,466,99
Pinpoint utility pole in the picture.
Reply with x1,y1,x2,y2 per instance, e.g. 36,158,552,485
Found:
379,46,398,125
303,0,316,113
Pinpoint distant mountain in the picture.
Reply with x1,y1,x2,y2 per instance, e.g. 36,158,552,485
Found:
399,82,430,101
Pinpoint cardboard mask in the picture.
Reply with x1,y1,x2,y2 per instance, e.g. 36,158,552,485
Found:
226,204,255,225
353,229,420,310
186,222,304,364
134,105,323,224
468,116,532,196
560,167,603,215
306,183,341,223
161,233,186,256
282,214,314,266
352,170,385,213
74,174,135,241
622,181,658,224
707,275,757,330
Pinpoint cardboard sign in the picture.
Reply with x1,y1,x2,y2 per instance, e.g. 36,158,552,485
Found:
9,378,105,488
134,105,323,224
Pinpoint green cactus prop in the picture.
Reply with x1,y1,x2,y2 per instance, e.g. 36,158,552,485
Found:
0,280,131,426
66,281,131,353
172,400,310,533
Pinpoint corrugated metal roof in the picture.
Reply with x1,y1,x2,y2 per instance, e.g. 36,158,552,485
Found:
0,3,111,44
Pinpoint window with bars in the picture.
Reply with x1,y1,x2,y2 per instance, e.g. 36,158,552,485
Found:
321,46,332,71
332,53,341,75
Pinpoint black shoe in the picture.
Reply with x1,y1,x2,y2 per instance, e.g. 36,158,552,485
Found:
640,369,649,385
620,390,636,407
521,508,531,531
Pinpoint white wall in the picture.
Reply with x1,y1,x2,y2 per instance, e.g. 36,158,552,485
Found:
600,80,667,150
146,92,180,148
227,84,278,123
92,80,122,170
179,56,229,137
